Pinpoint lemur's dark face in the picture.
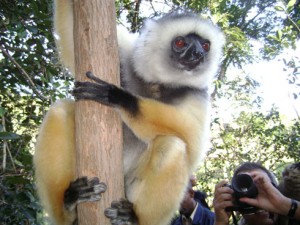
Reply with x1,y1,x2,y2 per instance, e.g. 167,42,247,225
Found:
171,33,210,71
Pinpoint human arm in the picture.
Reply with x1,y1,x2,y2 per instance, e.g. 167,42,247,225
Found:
239,171,300,221
212,180,234,225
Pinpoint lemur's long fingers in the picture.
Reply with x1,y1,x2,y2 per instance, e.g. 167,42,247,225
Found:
105,198,138,225
64,177,107,211
74,81,106,89
72,85,111,106
73,72,139,114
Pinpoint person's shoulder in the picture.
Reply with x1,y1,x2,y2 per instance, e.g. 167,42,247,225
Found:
195,203,215,224
198,203,214,216
170,215,182,225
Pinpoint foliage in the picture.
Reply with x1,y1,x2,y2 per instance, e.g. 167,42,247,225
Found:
116,0,144,32
283,56,300,119
0,0,72,223
0,0,299,224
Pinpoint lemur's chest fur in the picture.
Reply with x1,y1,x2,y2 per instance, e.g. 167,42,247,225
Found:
122,71,208,105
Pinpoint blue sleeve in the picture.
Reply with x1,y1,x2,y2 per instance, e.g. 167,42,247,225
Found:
203,207,215,225
170,216,182,225
193,204,215,225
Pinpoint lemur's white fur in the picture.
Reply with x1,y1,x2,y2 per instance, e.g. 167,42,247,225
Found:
133,17,224,88
34,1,225,225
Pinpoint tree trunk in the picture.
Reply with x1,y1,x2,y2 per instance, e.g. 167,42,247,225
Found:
73,1,124,224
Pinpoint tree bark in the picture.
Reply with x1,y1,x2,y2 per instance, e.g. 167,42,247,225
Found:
73,1,124,224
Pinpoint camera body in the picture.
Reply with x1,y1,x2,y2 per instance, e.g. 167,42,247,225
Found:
225,173,258,214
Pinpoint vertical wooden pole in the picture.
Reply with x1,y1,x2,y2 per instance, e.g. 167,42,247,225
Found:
73,1,124,224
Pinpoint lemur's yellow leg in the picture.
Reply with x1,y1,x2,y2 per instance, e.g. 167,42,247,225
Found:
130,136,190,225
34,99,76,225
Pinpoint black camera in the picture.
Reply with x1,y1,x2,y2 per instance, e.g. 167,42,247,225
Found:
225,173,258,214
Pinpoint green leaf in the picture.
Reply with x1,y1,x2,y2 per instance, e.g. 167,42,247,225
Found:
0,132,20,140
277,30,283,40
0,107,6,116
287,0,296,12
274,6,284,11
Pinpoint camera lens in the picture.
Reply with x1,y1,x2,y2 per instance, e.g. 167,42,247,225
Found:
232,174,258,198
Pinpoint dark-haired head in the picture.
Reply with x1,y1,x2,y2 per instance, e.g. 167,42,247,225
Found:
234,162,277,186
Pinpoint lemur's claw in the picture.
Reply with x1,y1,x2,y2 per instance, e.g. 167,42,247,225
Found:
64,176,107,211
104,198,138,225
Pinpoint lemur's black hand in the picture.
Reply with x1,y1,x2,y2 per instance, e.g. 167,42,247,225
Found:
73,71,118,106
72,72,139,115
64,177,107,211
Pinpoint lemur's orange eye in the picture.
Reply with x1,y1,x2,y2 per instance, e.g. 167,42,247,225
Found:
202,42,210,51
175,38,186,48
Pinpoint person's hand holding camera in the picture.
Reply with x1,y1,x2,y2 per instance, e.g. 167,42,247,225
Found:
213,180,234,225
213,165,300,225
239,170,299,220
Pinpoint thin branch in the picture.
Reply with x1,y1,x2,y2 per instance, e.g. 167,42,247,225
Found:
1,115,6,172
6,143,16,172
211,56,231,100
131,0,142,32
241,2,275,31
279,0,300,33
1,115,16,172
2,142,7,172
149,0,158,16
287,92,300,120
0,45,48,101
286,15,300,33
